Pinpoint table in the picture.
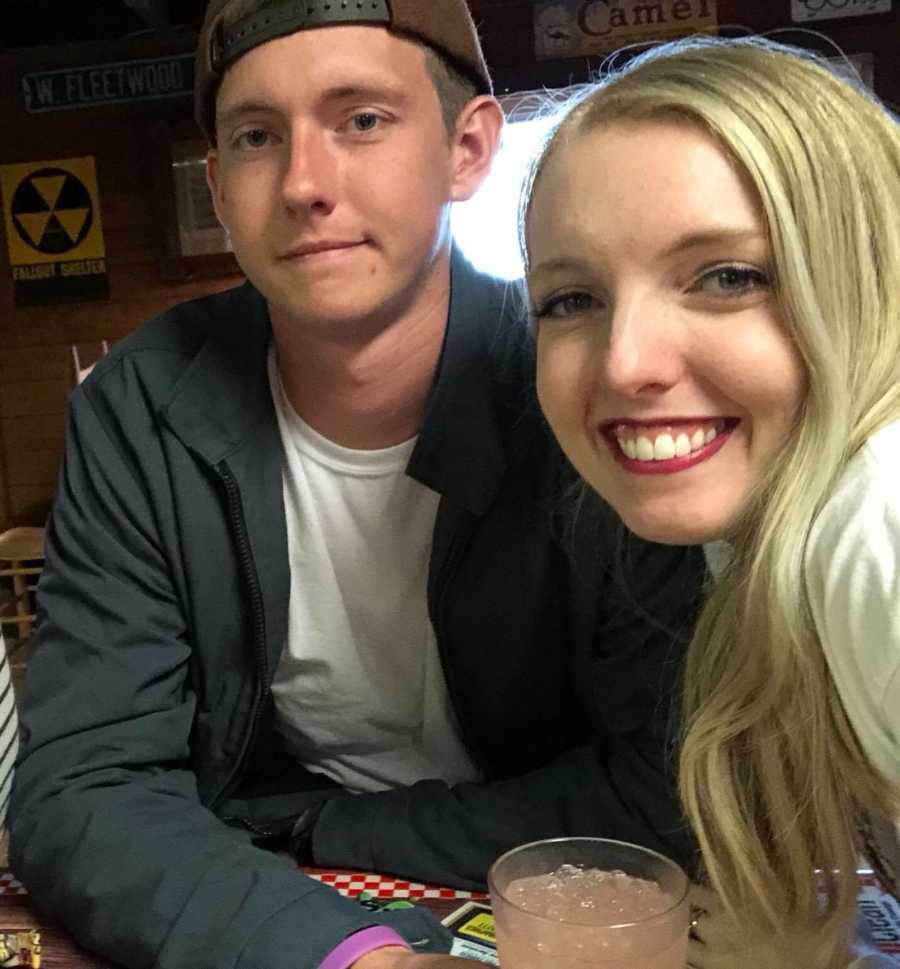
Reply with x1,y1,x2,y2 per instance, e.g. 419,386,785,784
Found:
0,868,490,969
0,868,896,967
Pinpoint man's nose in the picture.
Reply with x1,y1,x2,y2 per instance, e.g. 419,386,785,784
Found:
281,128,338,216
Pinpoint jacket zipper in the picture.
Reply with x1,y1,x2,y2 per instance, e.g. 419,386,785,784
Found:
431,512,492,775
209,460,271,831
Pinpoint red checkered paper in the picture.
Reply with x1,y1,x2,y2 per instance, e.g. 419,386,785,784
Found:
307,871,488,901
0,874,27,896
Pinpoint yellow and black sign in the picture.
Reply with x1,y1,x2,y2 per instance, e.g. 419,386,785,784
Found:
1,156,108,306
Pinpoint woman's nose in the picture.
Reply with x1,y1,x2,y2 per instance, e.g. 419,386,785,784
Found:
600,294,687,398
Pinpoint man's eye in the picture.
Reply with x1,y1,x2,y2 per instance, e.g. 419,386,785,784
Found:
351,113,380,132
695,265,770,296
534,292,597,320
235,128,270,150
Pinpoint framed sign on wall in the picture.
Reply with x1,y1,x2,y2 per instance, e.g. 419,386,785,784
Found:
170,140,231,258
149,121,239,281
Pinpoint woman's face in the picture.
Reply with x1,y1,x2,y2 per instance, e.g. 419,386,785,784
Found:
528,118,807,545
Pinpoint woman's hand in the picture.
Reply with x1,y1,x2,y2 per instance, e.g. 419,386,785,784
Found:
688,885,854,969
688,884,767,969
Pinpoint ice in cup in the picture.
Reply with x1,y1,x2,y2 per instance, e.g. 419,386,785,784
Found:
488,837,690,968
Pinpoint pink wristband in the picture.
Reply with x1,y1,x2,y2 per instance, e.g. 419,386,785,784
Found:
318,926,411,969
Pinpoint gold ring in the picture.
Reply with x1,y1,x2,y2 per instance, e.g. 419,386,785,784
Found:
689,907,706,941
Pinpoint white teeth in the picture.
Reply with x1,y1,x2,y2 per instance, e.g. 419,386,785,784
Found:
635,437,654,461
616,424,724,461
653,434,676,460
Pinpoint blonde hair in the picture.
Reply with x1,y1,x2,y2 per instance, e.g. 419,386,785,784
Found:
524,36,900,959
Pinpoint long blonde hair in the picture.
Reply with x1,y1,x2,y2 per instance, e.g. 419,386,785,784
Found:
524,36,900,956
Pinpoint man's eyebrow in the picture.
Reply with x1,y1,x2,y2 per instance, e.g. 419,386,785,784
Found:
216,83,409,129
318,82,410,108
217,100,279,128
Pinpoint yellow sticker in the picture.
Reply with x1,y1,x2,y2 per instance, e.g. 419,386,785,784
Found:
458,912,496,944
1,157,106,267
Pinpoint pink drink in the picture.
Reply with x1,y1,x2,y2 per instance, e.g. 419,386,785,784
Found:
489,840,689,969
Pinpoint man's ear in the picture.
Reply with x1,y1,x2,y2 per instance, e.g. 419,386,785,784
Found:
205,149,228,230
449,95,504,203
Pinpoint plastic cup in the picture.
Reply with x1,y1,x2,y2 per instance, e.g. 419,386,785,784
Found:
488,837,690,968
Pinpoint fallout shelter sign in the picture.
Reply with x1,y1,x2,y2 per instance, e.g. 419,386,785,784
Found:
1,157,108,306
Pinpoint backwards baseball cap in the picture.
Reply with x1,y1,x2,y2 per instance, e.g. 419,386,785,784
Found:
195,0,492,141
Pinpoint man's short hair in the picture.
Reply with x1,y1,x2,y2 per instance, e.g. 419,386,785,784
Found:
195,0,492,143
422,45,479,138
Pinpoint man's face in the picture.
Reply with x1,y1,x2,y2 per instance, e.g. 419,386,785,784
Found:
207,25,462,337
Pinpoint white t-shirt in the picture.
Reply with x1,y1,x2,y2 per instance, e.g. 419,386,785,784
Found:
267,354,481,794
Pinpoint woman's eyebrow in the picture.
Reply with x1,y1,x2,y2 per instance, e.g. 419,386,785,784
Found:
661,227,766,259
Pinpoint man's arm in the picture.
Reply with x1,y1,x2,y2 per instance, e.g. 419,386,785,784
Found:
312,528,701,888
315,635,695,884
312,721,693,889
8,389,444,969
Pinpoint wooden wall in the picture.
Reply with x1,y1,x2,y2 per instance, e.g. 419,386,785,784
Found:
474,0,900,103
0,32,242,527
1,0,898,528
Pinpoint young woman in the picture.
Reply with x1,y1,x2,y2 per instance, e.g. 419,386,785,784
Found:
523,37,900,968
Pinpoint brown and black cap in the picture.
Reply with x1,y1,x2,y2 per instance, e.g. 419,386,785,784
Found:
195,0,492,141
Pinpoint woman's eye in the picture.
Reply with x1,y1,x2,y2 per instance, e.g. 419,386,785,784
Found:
235,128,271,150
535,292,597,320
695,265,770,296
351,113,380,133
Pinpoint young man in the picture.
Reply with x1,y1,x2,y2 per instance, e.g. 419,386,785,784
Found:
9,2,703,968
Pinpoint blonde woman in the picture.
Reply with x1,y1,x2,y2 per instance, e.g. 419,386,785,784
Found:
522,37,900,969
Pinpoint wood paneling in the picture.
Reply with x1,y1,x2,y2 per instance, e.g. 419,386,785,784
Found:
477,0,900,99
0,31,243,526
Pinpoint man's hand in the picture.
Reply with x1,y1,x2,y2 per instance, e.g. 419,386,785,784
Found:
352,948,482,969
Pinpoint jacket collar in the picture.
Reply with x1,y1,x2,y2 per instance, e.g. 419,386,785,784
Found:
163,249,525,516
161,282,274,465
407,248,519,516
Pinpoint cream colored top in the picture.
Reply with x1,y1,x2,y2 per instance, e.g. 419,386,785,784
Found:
703,423,900,966
805,419,900,897
806,421,900,794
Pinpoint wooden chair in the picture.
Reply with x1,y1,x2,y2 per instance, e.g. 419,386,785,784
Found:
70,339,109,387
0,527,45,646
